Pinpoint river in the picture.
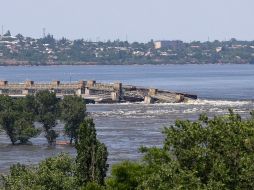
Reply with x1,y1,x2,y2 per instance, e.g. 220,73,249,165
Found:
0,64,254,173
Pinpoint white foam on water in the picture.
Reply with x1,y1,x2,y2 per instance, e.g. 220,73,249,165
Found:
183,108,199,114
89,99,253,108
146,109,180,114
89,98,254,119
123,110,138,115
92,102,143,106
186,99,253,107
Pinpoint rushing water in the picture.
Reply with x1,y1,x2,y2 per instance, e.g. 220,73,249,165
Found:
0,64,254,173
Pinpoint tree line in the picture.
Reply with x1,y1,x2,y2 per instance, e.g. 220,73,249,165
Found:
1,30,254,65
0,91,86,145
1,108,254,189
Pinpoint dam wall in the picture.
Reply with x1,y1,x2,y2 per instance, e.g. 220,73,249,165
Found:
0,80,197,104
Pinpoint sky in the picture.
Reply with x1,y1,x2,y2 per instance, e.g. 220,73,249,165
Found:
0,0,254,42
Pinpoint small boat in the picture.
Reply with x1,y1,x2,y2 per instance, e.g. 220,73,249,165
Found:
56,141,70,145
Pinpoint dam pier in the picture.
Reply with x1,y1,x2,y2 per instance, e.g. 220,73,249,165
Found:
0,80,197,104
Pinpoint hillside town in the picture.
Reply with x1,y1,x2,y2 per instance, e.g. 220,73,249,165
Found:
0,30,254,65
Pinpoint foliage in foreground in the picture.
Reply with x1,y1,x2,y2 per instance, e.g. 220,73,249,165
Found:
76,118,108,186
2,110,254,189
1,118,108,190
108,110,254,190
2,154,76,190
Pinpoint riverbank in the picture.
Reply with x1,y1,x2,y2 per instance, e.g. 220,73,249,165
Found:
0,60,252,66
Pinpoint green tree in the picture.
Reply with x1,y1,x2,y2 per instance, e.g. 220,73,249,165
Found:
3,30,11,36
0,95,15,114
35,90,59,145
22,95,37,113
15,33,24,41
0,95,16,144
0,111,18,144
39,34,56,46
60,95,86,144
2,163,41,190
0,95,39,145
108,110,254,190
81,182,105,190
76,118,108,186
13,117,40,144
2,118,108,190
2,154,77,190
106,161,143,190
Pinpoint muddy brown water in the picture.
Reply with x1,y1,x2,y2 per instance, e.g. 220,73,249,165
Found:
1,100,254,174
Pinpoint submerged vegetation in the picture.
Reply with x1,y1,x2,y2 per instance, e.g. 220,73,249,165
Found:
1,118,108,190
60,95,87,144
0,92,86,145
1,106,254,189
0,95,40,145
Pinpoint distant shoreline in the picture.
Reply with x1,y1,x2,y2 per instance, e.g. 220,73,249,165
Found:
1,35,254,66
0,62,252,66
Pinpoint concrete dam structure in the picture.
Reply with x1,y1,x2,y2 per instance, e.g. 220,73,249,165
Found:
0,80,197,104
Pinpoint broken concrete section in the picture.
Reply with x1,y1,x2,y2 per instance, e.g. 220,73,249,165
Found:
0,80,197,104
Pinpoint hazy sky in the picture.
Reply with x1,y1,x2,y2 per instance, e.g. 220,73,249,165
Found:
1,0,254,42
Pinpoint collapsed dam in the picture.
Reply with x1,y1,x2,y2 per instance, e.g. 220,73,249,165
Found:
0,80,197,104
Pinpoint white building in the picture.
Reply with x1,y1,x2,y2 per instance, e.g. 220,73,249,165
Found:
154,41,171,49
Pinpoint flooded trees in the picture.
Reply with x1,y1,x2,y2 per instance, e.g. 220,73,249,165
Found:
0,111,18,145
35,90,59,145
60,95,86,144
0,91,88,146
0,91,59,146
2,118,108,190
13,117,38,144
0,95,39,145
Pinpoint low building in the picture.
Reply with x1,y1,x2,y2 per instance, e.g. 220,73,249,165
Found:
154,41,171,49
154,40,183,49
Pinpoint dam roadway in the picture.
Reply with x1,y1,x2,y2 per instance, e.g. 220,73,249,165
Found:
0,80,197,104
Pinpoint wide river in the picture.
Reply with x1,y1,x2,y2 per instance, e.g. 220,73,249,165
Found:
0,64,254,173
